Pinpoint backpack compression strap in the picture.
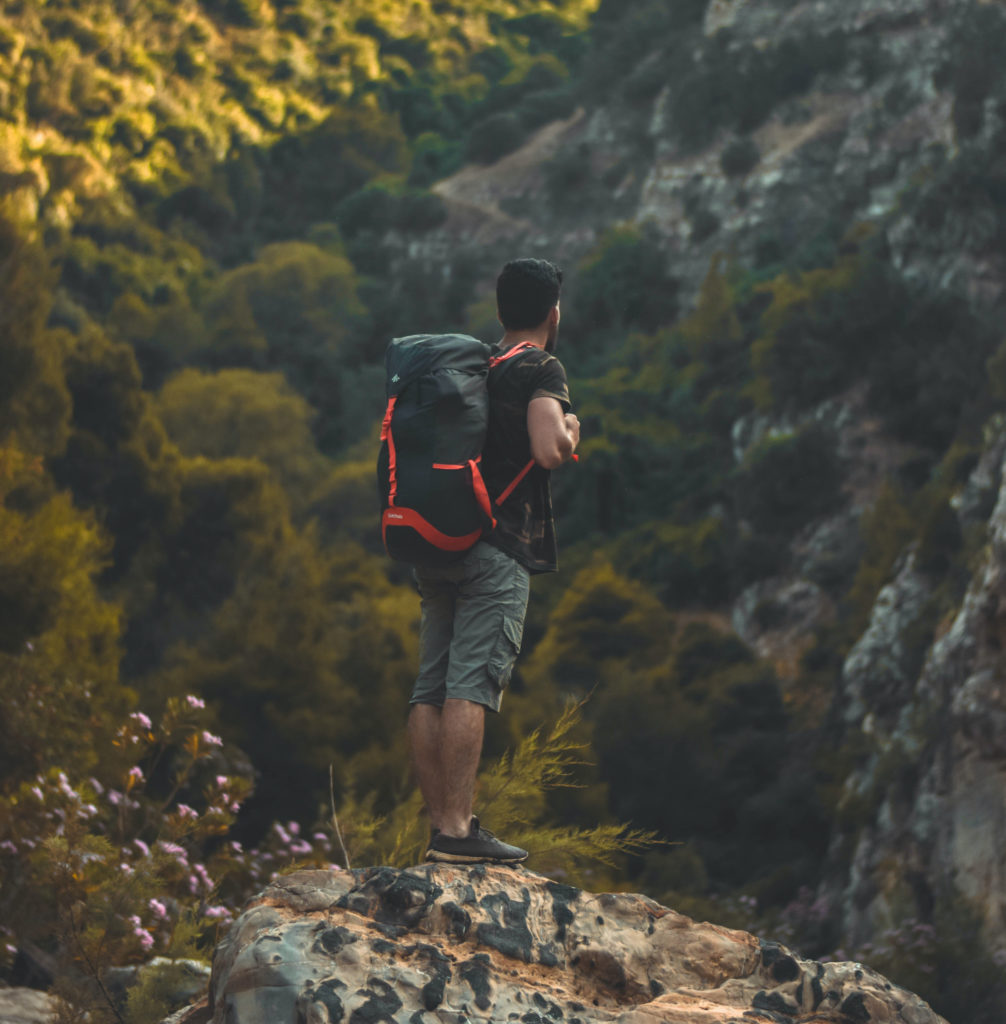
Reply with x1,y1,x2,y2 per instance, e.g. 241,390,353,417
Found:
380,396,399,505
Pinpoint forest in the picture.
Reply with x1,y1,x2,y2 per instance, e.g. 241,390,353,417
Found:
3,0,1006,1021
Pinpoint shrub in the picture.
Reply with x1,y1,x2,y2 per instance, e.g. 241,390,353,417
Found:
572,224,679,335
334,182,399,237
0,699,342,1023
397,189,447,232
936,4,1006,139
408,131,464,186
517,86,576,129
202,0,263,28
545,142,592,201
720,137,761,177
612,517,732,607
690,207,720,243
465,111,526,164
734,425,843,536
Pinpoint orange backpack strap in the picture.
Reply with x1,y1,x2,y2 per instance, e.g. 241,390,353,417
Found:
495,459,535,506
380,396,399,505
488,339,537,368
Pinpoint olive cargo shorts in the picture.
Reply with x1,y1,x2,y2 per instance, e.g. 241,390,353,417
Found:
411,541,531,712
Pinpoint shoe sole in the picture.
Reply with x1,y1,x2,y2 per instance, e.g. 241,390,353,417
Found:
424,848,528,865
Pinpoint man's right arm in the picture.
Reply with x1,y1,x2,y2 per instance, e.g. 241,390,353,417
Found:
528,397,580,469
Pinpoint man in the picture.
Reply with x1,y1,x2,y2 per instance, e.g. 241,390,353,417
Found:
408,258,579,864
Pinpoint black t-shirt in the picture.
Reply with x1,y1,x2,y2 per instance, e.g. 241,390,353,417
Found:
481,344,572,574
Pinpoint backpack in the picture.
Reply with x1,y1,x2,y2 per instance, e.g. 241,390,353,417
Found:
377,333,536,565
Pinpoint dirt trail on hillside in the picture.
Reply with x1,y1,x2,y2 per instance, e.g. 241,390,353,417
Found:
432,108,586,242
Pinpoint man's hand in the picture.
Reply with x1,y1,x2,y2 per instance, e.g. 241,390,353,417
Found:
528,397,580,469
564,412,580,451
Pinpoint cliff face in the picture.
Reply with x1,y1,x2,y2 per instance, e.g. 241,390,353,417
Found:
178,865,946,1024
825,422,1006,948
432,0,1002,311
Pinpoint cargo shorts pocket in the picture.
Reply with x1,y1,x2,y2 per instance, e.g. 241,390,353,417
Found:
488,615,525,691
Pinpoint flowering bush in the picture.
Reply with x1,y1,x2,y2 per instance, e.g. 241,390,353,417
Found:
0,697,342,1024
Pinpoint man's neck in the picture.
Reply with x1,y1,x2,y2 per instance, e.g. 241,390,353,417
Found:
500,329,548,351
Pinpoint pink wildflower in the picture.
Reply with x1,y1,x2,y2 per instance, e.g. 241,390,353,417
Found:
185,695,206,709
128,767,144,784
177,804,198,819
215,775,228,788
134,839,150,857
30,786,43,801
148,899,167,919
200,730,223,748
130,711,153,731
204,906,231,920
0,841,17,854
158,841,189,865
107,790,123,806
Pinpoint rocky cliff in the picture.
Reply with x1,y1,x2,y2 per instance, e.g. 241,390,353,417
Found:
430,0,1002,311
170,865,946,1024
823,420,1006,950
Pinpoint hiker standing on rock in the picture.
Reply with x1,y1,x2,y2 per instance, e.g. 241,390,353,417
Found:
404,258,579,864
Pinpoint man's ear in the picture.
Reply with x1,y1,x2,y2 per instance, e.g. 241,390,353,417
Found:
549,304,560,327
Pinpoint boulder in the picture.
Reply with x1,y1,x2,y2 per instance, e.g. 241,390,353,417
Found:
0,986,58,1024
203,865,947,1024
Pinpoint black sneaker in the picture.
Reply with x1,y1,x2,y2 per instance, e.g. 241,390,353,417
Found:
425,816,528,865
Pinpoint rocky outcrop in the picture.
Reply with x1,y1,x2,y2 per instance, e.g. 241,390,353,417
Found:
193,865,946,1024
0,987,58,1024
826,422,1006,952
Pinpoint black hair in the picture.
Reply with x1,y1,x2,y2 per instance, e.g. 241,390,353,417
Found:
496,258,563,331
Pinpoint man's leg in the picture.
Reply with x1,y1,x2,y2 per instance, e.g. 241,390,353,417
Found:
408,702,445,831
408,698,484,837
437,698,484,836
423,545,530,864
409,566,456,832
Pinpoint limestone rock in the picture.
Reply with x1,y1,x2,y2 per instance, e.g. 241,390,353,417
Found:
204,865,946,1024
827,422,1006,949
0,987,58,1024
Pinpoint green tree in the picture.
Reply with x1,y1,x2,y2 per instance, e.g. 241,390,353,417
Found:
0,219,71,455
157,368,332,513
201,241,369,452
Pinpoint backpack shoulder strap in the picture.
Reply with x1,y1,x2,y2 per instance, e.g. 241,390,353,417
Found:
488,339,537,370
486,341,541,507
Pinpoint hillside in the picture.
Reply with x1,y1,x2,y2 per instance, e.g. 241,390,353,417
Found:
3,1,1006,1021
